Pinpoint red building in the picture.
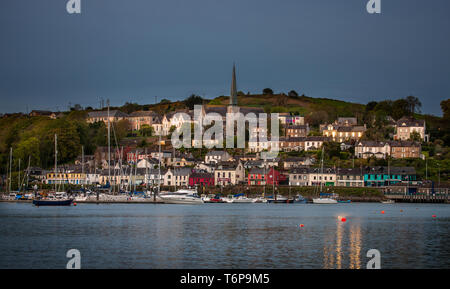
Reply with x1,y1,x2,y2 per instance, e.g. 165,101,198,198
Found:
247,168,266,185
266,168,287,185
189,172,215,187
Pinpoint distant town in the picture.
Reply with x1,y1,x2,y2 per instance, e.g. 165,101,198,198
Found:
1,66,449,201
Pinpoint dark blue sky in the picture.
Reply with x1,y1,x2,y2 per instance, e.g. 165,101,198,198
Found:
1,0,449,115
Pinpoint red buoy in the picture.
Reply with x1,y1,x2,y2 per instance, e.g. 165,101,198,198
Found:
299,224,304,228
341,217,347,222
432,215,437,218
381,211,385,214
73,202,77,206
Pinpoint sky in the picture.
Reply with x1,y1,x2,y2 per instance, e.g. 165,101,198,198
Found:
0,0,449,116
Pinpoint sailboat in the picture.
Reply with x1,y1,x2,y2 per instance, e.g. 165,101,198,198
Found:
312,147,337,204
33,134,73,206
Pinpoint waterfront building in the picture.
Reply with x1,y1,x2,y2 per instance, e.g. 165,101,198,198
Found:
247,168,266,186
189,172,215,187
336,168,364,187
214,161,245,186
163,168,191,187
355,140,422,159
266,167,287,185
288,167,309,186
308,167,337,186
363,166,417,187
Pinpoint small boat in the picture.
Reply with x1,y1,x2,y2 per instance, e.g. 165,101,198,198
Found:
33,198,73,206
293,194,307,204
313,193,338,204
266,195,294,203
224,193,253,203
337,200,351,203
381,199,395,204
252,197,268,203
160,189,204,204
202,194,226,203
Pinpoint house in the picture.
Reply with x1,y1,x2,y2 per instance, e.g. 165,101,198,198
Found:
128,111,159,130
214,161,245,186
308,167,337,186
136,158,158,169
29,110,56,119
144,168,167,186
355,141,391,159
278,114,305,125
389,141,422,159
394,117,428,142
266,167,287,185
336,168,364,187
363,166,417,187
303,136,329,151
87,110,129,124
355,140,422,159
288,167,310,186
247,168,266,186
205,150,233,164
321,124,366,142
163,168,191,187
285,124,310,138
336,117,357,126
283,157,315,169
189,172,215,187
46,170,87,185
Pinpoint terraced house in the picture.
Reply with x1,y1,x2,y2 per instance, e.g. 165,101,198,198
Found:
363,166,417,187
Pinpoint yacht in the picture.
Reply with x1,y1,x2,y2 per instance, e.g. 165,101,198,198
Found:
381,199,395,204
313,193,338,204
224,193,254,203
160,189,204,204
266,195,294,203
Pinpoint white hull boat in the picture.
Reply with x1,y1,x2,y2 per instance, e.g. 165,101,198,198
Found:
313,198,338,204
160,189,204,204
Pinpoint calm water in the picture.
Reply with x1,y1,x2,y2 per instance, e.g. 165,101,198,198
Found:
0,202,449,269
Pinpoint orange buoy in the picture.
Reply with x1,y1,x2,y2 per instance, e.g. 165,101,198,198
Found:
400,209,403,212
381,210,385,214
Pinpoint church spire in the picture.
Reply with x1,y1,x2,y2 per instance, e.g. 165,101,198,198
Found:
230,63,238,106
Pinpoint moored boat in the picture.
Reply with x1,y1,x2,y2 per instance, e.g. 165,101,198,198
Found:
33,198,73,206
160,189,204,204
381,199,395,204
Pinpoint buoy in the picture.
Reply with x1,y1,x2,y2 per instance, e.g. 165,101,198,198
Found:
299,224,304,228
73,202,77,206
432,215,436,218
341,217,347,222
381,211,385,214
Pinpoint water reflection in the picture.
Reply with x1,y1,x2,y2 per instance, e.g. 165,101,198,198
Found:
323,220,362,269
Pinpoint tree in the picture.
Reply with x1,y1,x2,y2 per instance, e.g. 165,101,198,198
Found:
409,131,422,142
405,96,422,115
139,124,154,137
288,90,299,97
14,137,41,167
184,94,203,110
262,88,274,95
391,99,409,120
366,101,378,112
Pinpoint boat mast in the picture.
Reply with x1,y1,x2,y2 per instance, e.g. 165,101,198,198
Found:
18,158,20,192
145,147,148,191
320,146,324,194
157,133,161,202
54,134,57,192
8,147,12,193
81,145,84,186
107,99,111,194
